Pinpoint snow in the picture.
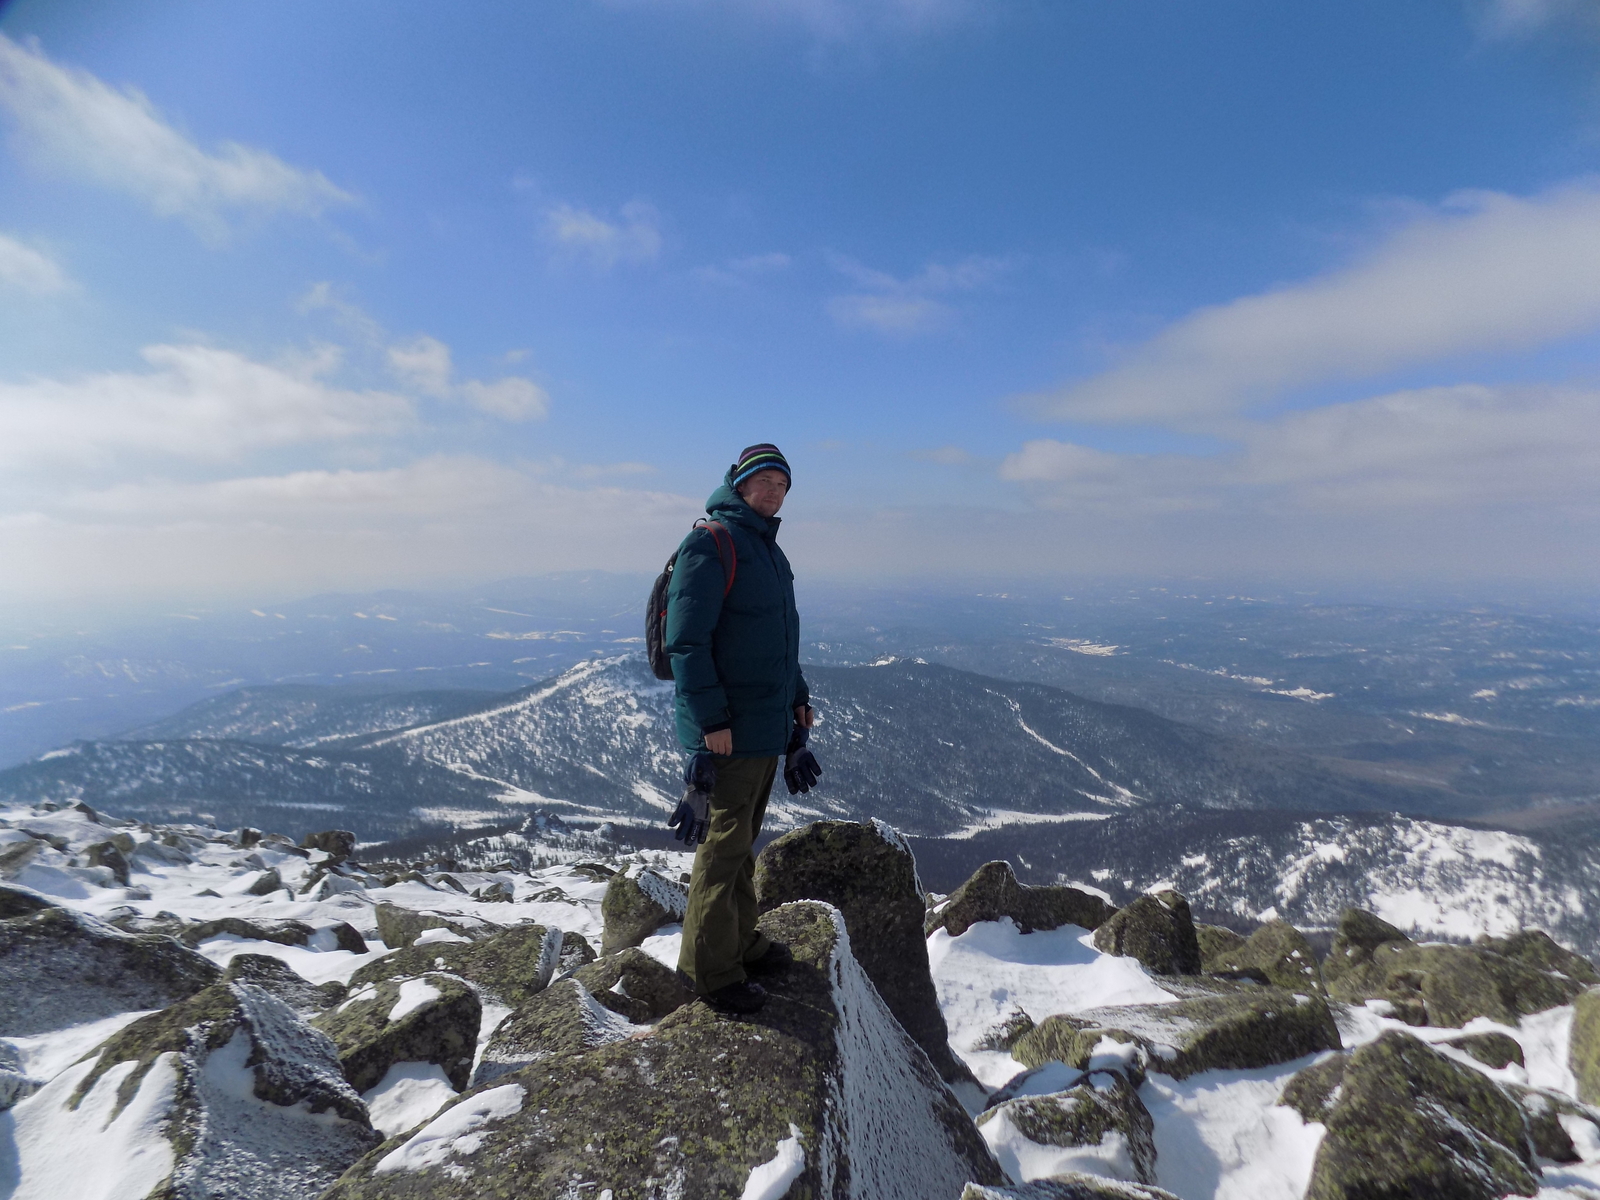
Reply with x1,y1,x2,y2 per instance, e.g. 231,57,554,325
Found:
928,918,1175,1087
362,1062,458,1138
982,1104,1141,1184
1143,1059,1328,1200
739,1124,806,1200
639,924,683,969
373,1082,526,1176
2,1010,158,1083
414,925,470,946
388,978,442,1022
1,1054,179,1200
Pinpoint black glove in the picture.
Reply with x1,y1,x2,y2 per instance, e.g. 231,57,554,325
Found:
784,723,822,795
667,751,716,847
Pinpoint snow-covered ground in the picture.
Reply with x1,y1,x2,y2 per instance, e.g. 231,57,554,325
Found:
5,798,1600,1199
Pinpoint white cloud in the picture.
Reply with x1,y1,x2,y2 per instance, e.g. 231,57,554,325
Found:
300,288,550,422
827,252,1008,335
386,335,548,420
0,232,70,293
0,33,352,239
1,456,698,599
1002,382,1600,515
692,251,791,285
0,343,411,471
458,377,549,421
543,200,662,268
387,335,454,398
1036,181,1600,425
606,0,974,40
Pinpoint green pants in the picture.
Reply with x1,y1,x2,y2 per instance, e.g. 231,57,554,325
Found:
678,755,777,993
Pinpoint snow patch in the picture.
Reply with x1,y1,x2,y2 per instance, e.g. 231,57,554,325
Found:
374,1083,526,1176
362,1062,458,1138
388,978,442,1023
739,1124,806,1200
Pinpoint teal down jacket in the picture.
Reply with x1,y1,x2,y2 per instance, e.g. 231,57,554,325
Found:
665,472,810,757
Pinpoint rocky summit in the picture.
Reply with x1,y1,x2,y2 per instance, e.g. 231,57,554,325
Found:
6,796,1600,1200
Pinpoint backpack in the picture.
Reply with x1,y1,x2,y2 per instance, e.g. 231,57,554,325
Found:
646,520,737,681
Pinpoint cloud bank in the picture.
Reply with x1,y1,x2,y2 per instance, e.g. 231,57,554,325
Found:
0,34,352,240
1033,182,1600,425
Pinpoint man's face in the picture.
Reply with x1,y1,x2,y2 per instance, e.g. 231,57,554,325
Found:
738,468,789,518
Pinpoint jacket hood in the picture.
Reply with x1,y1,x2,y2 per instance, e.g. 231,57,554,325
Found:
706,471,780,536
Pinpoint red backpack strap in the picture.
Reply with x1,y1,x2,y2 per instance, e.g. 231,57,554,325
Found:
695,520,737,596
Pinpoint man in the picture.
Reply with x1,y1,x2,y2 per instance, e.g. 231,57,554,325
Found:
664,443,816,1014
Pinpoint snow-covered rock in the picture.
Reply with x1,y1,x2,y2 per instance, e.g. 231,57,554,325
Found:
327,901,1005,1199
598,862,686,954
756,818,985,1101
0,906,221,1036
312,973,482,1093
927,860,1115,940
4,980,379,1200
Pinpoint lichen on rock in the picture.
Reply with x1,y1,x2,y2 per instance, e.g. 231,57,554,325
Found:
36,980,381,1200
1204,919,1325,993
312,972,482,1092
598,864,687,955
977,1071,1158,1185
1014,977,1340,1080
1294,1030,1539,1200
0,906,220,1036
925,860,1115,940
1091,891,1202,976
325,901,1004,1200
757,818,983,1094
1323,908,1595,1028
348,921,564,1008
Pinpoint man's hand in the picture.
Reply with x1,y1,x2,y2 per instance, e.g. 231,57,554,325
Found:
795,705,814,728
784,722,822,795
668,751,717,847
704,728,732,756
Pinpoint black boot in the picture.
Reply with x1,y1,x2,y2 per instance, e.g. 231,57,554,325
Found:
707,978,767,1014
744,940,793,977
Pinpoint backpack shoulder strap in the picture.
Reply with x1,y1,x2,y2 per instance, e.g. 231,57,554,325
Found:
693,520,737,597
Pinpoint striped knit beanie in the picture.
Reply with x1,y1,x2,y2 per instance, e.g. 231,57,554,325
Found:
730,443,791,489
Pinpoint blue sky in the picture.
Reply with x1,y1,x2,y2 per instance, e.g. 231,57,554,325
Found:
1,0,1598,601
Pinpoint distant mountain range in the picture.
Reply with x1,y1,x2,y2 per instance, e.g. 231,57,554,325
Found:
0,654,1453,843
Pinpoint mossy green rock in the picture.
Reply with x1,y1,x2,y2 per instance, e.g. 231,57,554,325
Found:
1570,985,1600,1103
925,860,1115,939
1091,892,1202,976
1279,1052,1347,1123
1195,923,1247,970
1343,942,1586,1027
599,865,687,955
962,1178,1183,1199
66,981,378,1199
0,906,220,1036
470,975,639,1086
348,922,564,1008
312,973,481,1092
572,946,695,1024
1301,1030,1538,1200
1015,978,1340,1080
1207,920,1325,994
325,901,1005,1200
977,1073,1157,1185
1443,1030,1524,1069
757,819,978,1089
223,952,345,1013
1505,1082,1600,1163
373,902,498,950
0,882,56,919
